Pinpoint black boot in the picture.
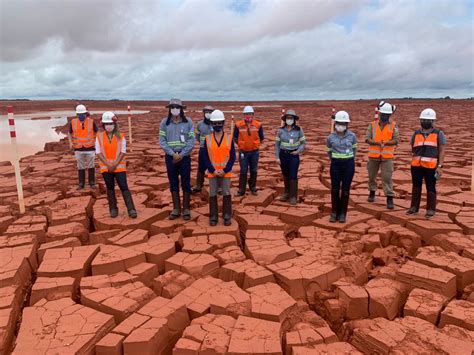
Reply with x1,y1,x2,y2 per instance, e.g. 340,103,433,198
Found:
169,191,181,220
279,178,290,201
426,191,436,218
387,196,394,210
235,174,247,197
367,190,375,202
223,195,232,226
330,189,339,223
88,168,96,188
122,190,137,218
406,187,422,215
249,172,258,196
191,171,205,193
107,189,118,218
338,191,350,223
182,191,191,221
209,196,218,226
289,179,298,205
77,169,86,190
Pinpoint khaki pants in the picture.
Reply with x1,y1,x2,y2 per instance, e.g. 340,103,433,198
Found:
367,158,394,197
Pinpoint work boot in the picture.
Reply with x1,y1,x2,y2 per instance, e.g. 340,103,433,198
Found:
182,191,191,221
367,190,375,203
249,172,258,196
425,191,437,219
191,171,205,193
235,174,247,197
329,189,339,223
387,196,394,210
289,180,298,205
209,196,218,226
77,169,86,190
279,178,290,201
122,190,137,218
169,191,181,220
223,195,232,226
88,168,96,188
338,191,350,223
106,189,118,218
406,187,422,215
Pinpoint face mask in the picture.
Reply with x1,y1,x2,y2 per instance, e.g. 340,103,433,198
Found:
213,125,223,132
286,119,294,126
78,113,86,121
380,114,390,123
171,108,181,116
421,121,433,129
104,124,114,133
335,124,346,133
244,115,253,122
204,112,211,120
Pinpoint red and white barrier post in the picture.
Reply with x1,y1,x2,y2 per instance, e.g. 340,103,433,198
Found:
7,106,25,214
281,107,285,128
127,105,133,145
331,107,336,134
374,106,379,121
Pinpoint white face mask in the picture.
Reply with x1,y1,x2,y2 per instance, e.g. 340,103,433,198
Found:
204,112,211,119
335,124,346,132
286,119,294,126
171,108,181,116
104,124,114,133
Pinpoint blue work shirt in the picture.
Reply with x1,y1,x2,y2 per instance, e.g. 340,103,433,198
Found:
326,130,358,159
275,125,306,158
159,116,195,157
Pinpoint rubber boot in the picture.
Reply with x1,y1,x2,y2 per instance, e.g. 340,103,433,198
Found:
122,190,137,218
329,189,339,223
249,172,258,196
235,174,247,197
289,180,298,205
182,191,191,221
169,191,181,220
88,168,96,188
367,190,375,202
77,169,85,190
209,196,218,226
387,196,394,210
279,178,290,201
406,187,422,215
191,171,205,193
223,195,232,226
338,191,350,223
425,191,436,218
107,189,118,218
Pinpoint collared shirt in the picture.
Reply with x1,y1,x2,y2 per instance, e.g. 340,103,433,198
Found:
159,116,195,157
195,120,213,148
275,126,306,158
326,130,357,159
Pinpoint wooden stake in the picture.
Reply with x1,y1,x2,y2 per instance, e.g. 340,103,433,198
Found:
127,105,133,145
7,106,25,214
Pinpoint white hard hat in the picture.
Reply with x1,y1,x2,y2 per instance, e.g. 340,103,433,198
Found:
243,106,254,114
419,108,436,120
75,104,87,114
210,109,225,122
378,101,396,115
334,111,350,123
102,111,116,123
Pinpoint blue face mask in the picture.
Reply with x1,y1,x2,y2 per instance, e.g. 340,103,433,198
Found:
78,113,86,121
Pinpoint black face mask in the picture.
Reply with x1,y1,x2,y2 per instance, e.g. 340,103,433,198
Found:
213,125,223,132
421,121,433,129
380,114,390,123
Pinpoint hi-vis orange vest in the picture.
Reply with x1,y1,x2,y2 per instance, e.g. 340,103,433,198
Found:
97,132,126,173
205,132,233,178
411,129,439,169
368,121,395,159
235,120,261,151
71,118,95,149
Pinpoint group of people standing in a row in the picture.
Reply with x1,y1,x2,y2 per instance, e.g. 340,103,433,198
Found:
68,99,445,226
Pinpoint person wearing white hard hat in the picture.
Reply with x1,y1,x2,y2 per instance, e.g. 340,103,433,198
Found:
201,109,236,226
407,108,446,218
191,105,214,193
365,101,400,209
326,111,358,223
68,104,98,190
234,105,264,196
96,112,137,219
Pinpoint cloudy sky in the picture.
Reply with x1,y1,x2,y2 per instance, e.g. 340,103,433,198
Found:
0,0,473,100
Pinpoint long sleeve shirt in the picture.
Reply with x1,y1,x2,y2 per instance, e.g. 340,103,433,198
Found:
159,116,195,157
201,132,236,174
195,120,214,148
326,130,357,159
275,126,306,158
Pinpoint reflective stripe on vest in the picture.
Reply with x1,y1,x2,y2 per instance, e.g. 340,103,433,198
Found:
368,121,395,159
98,132,126,173
411,130,439,169
206,133,233,178
71,118,95,149
236,120,261,151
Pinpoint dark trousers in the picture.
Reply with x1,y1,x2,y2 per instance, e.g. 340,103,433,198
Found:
165,154,191,192
197,148,206,173
239,150,259,175
411,166,436,193
102,172,129,191
330,158,355,192
279,151,300,180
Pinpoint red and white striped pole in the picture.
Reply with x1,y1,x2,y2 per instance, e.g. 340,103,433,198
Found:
281,107,285,128
127,105,133,145
374,106,379,121
7,106,25,214
331,107,336,133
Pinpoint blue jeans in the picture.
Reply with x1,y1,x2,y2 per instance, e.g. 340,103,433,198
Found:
279,151,300,180
197,148,206,173
165,155,191,192
330,158,355,192
239,150,259,175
